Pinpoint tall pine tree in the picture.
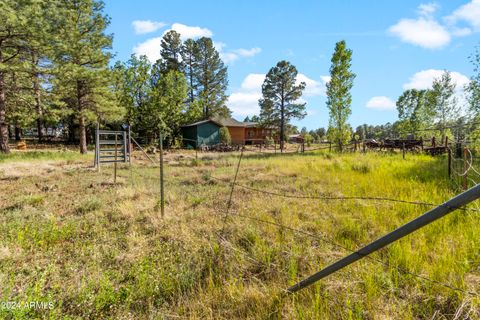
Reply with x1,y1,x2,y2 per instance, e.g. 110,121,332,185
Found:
195,37,229,119
259,60,306,151
160,30,182,73
53,0,123,153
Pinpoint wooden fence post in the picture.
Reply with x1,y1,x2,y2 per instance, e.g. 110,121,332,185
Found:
402,142,405,160
114,133,118,184
95,122,100,171
128,125,132,165
159,131,165,218
463,147,468,190
447,147,452,178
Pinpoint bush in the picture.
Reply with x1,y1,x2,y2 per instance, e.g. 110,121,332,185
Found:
304,133,313,147
219,127,231,144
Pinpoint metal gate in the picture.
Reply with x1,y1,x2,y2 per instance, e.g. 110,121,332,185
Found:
94,128,130,168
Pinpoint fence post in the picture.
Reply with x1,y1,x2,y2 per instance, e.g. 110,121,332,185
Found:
114,133,118,184
362,140,366,153
287,183,480,293
329,142,332,152
159,131,165,218
95,122,100,171
463,147,468,190
402,142,405,160
128,125,132,165
447,147,452,178
122,131,127,163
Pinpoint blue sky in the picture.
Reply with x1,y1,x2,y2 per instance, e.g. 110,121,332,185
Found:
104,0,480,130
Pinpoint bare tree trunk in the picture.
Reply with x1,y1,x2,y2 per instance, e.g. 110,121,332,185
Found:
32,53,44,142
77,81,87,154
280,99,285,152
14,125,22,141
0,66,10,153
78,114,87,153
34,76,43,141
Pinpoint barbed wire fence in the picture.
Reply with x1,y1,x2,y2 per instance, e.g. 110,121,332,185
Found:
100,131,480,315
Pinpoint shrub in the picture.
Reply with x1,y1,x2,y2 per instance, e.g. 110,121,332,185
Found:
219,127,231,144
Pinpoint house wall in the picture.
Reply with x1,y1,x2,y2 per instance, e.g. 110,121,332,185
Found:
245,128,278,143
181,126,197,148
197,122,220,146
227,126,245,144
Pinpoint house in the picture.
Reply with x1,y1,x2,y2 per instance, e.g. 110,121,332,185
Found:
288,134,304,144
181,119,222,148
181,117,278,148
244,122,277,145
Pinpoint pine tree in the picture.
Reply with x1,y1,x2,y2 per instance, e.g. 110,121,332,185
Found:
259,60,306,151
53,0,123,153
326,40,355,151
181,38,199,105
160,30,182,73
194,37,229,118
0,0,42,152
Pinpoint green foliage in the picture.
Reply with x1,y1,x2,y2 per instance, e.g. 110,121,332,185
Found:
160,30,182,73
304,133,313,146
326,40,355,151
1,152,477,318
52,0,123,153
396,89,433,136
153,70,188,141
466,45,480,115
428,71,458,140
259,60,306,150
219,126,232,144
195,37,230,119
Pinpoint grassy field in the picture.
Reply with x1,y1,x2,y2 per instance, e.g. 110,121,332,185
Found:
0,149,479,319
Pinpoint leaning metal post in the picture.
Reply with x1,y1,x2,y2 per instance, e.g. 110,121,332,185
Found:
287,183,480,293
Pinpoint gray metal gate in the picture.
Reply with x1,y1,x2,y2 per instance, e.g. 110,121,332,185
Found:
94,128,130,168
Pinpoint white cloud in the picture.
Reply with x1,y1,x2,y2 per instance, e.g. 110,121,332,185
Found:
228,91,263,117
403,69,470,114
168,23,213,40
240,73,265,91
445,0,480,31
321,76,331,84
233,47,262,57
366,96,396,110
403,69,469,90
218,46,262,64
389,1,480,49
132,23,261,65
132,20,166,34
133,23,213,62
132,37,162,62
296,74,327,97
417,3,439,17
388,17,450,49
227,73,328,118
